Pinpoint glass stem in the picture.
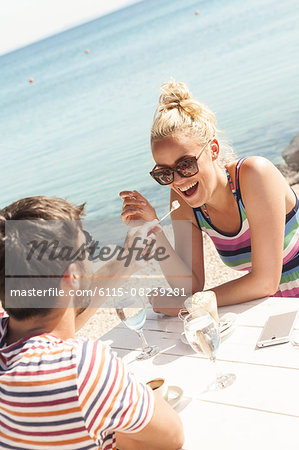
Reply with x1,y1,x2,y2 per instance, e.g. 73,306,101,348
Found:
136,329,150,350
211,357,223,380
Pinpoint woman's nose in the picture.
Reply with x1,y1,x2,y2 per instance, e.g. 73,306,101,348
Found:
173,170,183,184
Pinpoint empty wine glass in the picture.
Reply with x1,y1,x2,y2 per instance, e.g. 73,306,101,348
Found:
184,310,236,390
114,295,159,360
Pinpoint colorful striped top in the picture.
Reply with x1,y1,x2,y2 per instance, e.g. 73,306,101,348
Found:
0,312,154,450
193,158,299,297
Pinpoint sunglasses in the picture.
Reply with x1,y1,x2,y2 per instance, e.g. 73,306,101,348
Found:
150,139,212,185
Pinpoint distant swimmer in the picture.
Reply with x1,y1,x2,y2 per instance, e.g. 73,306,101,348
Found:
194,10,200,15
28,78,35,83
85,49,90,54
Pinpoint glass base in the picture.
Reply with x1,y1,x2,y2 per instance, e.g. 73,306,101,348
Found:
208,373,236,391
136,345,159,360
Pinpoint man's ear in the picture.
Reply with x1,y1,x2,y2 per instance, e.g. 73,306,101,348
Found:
210,139,220,161
60,263,80,292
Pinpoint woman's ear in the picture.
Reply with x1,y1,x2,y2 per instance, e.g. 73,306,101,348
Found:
60,263,80,292
210,139,220,161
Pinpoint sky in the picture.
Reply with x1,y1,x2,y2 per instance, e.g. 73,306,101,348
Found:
0,0,140,56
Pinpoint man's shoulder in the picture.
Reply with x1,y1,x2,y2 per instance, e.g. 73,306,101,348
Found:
68,337,109,353
43,336,111,364
67,337,114,374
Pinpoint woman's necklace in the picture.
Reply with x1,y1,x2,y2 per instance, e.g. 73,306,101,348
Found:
201,168,236,221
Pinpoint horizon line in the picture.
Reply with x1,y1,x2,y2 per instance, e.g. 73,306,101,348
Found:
0,0,142,58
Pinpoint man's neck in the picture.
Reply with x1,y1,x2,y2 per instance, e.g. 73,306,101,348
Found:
5,308,76,345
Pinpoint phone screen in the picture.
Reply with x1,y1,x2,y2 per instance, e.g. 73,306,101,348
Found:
258,311,298,344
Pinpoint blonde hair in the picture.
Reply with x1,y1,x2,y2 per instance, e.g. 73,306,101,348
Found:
151,78,235,163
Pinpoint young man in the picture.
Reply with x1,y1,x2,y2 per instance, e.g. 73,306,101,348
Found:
0,196,184,450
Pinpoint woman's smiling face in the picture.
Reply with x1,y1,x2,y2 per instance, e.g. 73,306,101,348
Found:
151,134,218,208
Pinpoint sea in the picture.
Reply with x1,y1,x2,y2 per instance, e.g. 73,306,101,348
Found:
1,0,299,243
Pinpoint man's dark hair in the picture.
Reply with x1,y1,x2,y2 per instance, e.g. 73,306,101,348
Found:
0,196,85,321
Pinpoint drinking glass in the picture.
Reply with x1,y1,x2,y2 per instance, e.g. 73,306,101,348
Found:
114,295,159,360
184,310,236,390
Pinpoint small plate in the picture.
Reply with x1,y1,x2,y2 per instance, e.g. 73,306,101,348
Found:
219,312,238,338
180,331,189,345
167,385,183,408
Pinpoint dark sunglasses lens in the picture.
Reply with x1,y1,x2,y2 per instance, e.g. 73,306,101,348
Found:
153,168,174,185
176,157,198,177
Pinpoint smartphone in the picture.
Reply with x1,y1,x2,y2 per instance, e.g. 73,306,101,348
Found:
256,311,298,348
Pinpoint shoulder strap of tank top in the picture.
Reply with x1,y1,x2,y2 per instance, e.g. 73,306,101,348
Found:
235,157,248,203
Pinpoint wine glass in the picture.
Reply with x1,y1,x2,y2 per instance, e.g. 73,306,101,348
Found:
114,295,159,360
184,310,236,390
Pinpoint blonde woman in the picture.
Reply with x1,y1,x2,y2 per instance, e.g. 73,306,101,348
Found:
120,79,299,313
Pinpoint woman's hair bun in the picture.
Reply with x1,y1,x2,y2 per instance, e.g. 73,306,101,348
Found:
152,78,217,144
157,78,206,122
158,78,192,111
151,78,235,163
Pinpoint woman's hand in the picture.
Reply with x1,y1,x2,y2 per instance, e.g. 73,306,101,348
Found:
119,190,158,225
148,288,187,317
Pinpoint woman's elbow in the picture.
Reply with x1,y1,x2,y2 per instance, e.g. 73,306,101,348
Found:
259,275,280,297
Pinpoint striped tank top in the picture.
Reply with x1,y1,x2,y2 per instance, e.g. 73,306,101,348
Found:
193,158,299,297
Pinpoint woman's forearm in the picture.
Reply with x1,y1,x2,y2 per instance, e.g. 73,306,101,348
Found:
211,271,278,306
154,230,203,294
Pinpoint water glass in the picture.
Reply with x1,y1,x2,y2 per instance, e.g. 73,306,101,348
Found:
184,310,236,390
114,295,159,360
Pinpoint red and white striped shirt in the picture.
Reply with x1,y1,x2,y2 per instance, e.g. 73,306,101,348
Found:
0,312,154,450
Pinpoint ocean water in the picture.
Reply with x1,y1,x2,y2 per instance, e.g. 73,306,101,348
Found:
1,0,299,242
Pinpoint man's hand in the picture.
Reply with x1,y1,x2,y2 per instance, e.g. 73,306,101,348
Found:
122,220,162,271
75,222,163,331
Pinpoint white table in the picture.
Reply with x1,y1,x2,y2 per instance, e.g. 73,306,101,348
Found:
101,297,299,450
